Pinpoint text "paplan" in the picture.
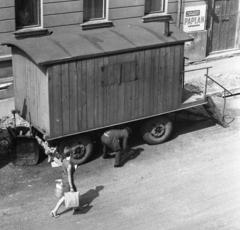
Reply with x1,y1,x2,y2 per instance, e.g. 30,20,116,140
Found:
184,16,205,27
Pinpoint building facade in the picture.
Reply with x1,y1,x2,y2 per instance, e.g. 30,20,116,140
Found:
0,0,240,80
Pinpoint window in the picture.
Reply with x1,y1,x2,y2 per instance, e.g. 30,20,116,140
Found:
145,0,166,14
101,62,138,86
15,0,41,29
143,0,170,23
83,0,106,22
81,0,111,29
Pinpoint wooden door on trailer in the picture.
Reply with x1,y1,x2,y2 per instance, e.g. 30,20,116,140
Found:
209,0,239,52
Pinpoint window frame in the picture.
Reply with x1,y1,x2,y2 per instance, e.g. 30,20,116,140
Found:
15,0,43,30
142,0,170,23
81,0,112,30
83,0,109,23
144,0,168,15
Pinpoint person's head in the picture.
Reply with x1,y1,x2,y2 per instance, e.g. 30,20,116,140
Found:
125,127,132,135
63,146,72,160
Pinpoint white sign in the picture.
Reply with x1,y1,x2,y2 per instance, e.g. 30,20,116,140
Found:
183,5,206,32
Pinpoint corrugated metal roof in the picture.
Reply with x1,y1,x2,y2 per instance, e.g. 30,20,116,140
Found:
2,22,193,66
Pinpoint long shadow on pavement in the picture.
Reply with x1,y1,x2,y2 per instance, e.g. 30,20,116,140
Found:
75,185,104,215
59,185,104,216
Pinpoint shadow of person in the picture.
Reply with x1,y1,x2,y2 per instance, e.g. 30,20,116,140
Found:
73,185,104,215
120,148,144,167
58,185,104,216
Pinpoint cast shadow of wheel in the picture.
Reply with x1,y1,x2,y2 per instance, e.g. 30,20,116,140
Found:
59,185,104,216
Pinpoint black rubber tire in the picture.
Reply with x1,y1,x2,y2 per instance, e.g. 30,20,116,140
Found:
58,134,94,165
141,116,173,145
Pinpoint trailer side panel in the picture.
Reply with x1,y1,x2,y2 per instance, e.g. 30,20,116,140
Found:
48,44,183,139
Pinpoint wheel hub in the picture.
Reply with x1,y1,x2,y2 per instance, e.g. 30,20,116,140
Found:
72,144,86,159
151,123,165,137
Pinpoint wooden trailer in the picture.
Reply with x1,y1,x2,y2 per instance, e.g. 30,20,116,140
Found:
2,22,226,165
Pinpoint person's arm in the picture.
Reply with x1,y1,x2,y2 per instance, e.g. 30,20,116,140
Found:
67,165,74,192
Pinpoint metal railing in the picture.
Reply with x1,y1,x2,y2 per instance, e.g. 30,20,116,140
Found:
181,66,212,100
204,74,233,96
203,73,234,120
182,66,235,120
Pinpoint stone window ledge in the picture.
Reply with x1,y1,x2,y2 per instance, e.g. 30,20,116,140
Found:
81,20,113,30
14,28,50,38
142,13,172,23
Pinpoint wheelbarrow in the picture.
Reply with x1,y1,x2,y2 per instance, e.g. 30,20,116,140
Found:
7,110,40,166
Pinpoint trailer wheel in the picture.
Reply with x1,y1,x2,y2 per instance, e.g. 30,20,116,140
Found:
58,135,93,165
141,116,173,145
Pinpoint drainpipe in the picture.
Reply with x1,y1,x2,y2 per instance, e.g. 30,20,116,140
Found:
177,0,182,29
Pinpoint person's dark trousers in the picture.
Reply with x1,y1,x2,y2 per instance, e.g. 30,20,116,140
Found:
114,150,124,167
102,143,109,159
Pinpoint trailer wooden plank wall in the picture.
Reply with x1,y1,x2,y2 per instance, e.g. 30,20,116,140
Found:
48,44,184,139
12,47,50,135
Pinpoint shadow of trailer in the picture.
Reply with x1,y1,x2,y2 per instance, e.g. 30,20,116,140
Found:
1,22,228,165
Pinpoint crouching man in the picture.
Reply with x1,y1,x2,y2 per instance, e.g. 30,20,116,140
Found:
101,127,132,167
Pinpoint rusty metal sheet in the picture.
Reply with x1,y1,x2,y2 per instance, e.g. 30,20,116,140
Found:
2,22,193,66
6,38,71,65
54,31,136,57
114,24,168,48
47,33,104,61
